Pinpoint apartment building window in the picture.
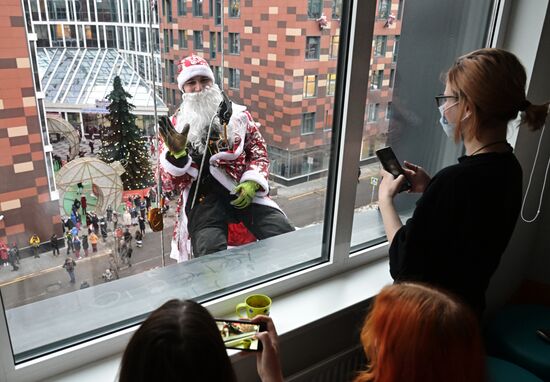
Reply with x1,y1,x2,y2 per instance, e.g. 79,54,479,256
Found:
214,0,222,24
389,68,395,88
179,30,187,49
193,31,203,50
393,35,400,62
229,0,240,17
217,32,222,52
303,75,318,98
386,102,392,120
307,0,323,19
374,35,387,56
178,0,187,15
332,0,342,19
370,70,383,90
229,68,240,89
367,103,379,122
305,37,321,60
327,73,337,96
210,32,217,58
378,0,391,19
229,33,240,54
169,30,174,49
164,30,170,53
301,112,316,135
166,0,173,22
330,35,339,59
193,0,203,16
212,65,222,85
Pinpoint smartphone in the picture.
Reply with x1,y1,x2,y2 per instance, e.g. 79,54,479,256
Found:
375,147,412,192
215,319,266,351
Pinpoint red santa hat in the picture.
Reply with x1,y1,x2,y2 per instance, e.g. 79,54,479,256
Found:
177,55,215,92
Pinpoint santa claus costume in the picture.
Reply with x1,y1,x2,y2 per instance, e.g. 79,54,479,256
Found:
159,55,294,262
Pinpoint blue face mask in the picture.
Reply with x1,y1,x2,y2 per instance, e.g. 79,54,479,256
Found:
438,102,458,138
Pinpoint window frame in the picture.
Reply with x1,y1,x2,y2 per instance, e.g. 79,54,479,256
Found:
305,36,321,60
0,0,511,379
193,30,203,50
228,32,240,54
303,74,318,98
228,67,240,89
301,111,317,134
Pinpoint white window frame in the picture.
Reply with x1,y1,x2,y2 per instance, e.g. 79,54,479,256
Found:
0,0,523,379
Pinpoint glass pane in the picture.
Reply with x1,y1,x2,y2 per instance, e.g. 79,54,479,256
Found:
3,0,343,364
350,0,496,250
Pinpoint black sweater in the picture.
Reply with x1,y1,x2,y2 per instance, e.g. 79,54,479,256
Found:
389,150,522,314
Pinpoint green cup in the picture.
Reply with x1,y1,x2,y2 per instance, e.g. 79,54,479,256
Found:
236,294,272,318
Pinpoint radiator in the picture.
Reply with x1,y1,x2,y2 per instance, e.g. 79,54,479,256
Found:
286,345,366,382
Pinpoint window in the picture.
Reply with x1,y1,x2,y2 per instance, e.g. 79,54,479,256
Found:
374,35,387,56
168,30,174,50
210,32,216,58
306,36,320,60
178,0,186,15
378,0,391,19
370,70,383,90
217,32,222,52
214,0,221,24
386,102,392,120
327,73,337,96
307,0,322,19
179,30,187,49
332,0,342,19
389,68,395,88
393,35,400,62
166,0,173,22
301,112,316,134
169,59,175,82
193,31,203,50
192,0,203,16
229,67,240,89
303,75,317,98
330,35,339,59
163,29,170,53
367,103,379,122
3,1,504,377
229,0,240,17
229,33,240,54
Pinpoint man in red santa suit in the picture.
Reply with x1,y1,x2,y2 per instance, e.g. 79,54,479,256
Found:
158,55,294,262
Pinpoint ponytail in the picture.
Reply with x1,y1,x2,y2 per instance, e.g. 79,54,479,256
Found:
522,101,550,131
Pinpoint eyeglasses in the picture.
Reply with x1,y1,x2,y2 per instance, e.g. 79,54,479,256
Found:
434,94,458,108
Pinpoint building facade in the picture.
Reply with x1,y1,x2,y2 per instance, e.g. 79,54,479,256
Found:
159,0,402,184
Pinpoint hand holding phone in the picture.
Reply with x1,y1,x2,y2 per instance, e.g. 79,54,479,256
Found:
215,319,266,351
375,147,412,193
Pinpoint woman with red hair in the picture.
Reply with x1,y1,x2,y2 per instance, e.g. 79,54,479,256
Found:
355,283,486,382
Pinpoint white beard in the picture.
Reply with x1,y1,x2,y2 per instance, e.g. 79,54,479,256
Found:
175,84,233,154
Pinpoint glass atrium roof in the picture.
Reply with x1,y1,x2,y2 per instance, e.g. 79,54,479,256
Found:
37,48,167,114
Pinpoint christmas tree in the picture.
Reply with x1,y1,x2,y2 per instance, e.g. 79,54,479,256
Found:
98,76,153,190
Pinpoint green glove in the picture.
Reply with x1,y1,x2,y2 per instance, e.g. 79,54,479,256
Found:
159,116,189,158
230,181,260,209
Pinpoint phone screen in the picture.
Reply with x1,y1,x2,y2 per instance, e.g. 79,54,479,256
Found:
215,319,264,351
375,147,412,192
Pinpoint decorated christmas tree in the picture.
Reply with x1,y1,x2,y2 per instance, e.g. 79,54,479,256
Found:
98,76,153,190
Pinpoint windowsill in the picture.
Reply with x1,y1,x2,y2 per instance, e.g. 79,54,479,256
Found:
44,257,392,382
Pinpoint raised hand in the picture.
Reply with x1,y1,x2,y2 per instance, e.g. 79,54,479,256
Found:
158,116,189,156
403,161,431,193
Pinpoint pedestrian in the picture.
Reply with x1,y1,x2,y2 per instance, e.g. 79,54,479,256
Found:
81,234,89,257
89,140,94,154
144,194,151,211
7,245,19,271
0,241,9,267
29,234,40,258
92,213,99,234
138,215,146,236
64,215,74,232
114,227,123,253
135,230,143,248
130,207,138,226
50,233,60,256
106,205,113,223
123,208,132,228
81,195,87,217
10,243,20,264
112,211,119,230
65,231,74,255
100,217,108,241
140,200,146,219
89,231,99,252
73,235,81,259
62,257,76,284
123,228,133,248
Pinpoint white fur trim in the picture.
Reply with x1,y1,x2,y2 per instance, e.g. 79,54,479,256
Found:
209,165,238,192
177,65,215,92
240,170,269,196
160,149,193,177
